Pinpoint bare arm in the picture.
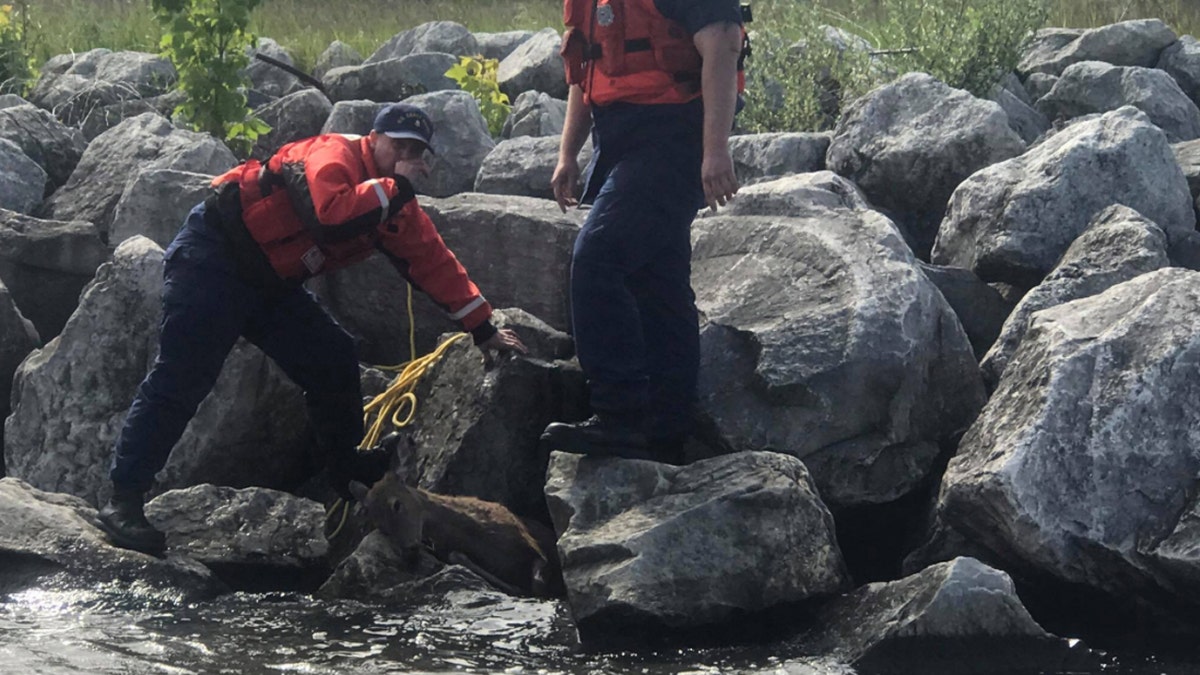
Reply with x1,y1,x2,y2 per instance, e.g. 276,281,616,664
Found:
552,84,593,213
694,21,742,212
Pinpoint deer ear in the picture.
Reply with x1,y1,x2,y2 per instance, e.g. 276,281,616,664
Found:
348,480,370,503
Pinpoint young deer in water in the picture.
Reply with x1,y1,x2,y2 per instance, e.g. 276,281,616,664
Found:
349,471,563,597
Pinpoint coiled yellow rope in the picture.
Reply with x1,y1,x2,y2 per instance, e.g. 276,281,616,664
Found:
326,282,471,539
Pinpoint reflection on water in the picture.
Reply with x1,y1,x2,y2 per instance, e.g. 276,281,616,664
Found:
0,586,1197,675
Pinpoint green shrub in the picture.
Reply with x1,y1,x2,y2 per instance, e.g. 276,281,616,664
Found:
0,1,34,95
740,0,1049,133
152,0,270,154
445,55,510,137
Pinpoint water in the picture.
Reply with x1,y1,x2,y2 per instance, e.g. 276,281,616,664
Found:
2,584,1199,675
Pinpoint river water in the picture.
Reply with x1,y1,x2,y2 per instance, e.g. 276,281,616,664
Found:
3,581,1199,675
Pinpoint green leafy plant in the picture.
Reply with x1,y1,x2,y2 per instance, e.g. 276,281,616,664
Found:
151,0,270,154
0,1,34,95
445,55,510,137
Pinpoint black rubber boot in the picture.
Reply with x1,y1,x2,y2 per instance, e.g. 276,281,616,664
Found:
97,487,166,555
328,443,393,501
540,415,651,460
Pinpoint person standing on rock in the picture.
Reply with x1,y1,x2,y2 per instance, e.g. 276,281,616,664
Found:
542,0,748,462
98,102,527,555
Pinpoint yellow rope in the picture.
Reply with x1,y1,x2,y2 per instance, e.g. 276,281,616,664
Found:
328,282,470,540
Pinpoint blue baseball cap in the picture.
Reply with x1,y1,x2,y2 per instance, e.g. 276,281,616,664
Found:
373,103,435,152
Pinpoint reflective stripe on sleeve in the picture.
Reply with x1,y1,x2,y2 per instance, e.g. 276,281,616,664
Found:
368,180,389,224
447,296,487,321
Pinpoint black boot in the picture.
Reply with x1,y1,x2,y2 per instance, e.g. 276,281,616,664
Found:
540,415,651,460
97,486,166,555
328,443,393,501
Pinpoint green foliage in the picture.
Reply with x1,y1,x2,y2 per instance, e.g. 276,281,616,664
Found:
740,0,1049,133
152,0,271,155
0,1,34,95
445,55,510,137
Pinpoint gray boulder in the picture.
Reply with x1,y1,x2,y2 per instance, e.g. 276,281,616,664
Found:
36,113,237,243
146,484,327,589
827,73,1026,256
1017,20,1177,77
807,557,1056,671
931,107,1194,287
110,169,214,248
0,209,108,340
997,72,1034,107
501,90,566,138
0,477,224,600
0,280,37,419
78,90,186,141
0,103,87,192
320,99,381,135
0,138,46,214
980,204,1169,388
712,170,870,218
991,86,1051,144
475,135,592,200
405,90,495,197
323,53,457,103
1024,72,1059,103
918,263,1013,359
692,211,984,507
498,28,567,100
729,132,830,185
29,49,176,126
545,451,851,638
244,38,305,99
1157,34,1200,106
1036,61,1200,142
0,94,26,109
250,88,334,161
310,194,581,363
365,21,478,64
320,529,445,600
1174,138,1200,201
312,40,363,82
4,237,309,508
939,267,1200,608
476,31,536,62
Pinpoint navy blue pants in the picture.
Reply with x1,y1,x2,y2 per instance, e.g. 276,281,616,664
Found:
109,202,363,492
572,146,703,438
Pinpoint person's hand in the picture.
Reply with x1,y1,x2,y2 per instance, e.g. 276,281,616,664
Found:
478,328,528,367
394,159,429,183
701,147,739,213
551,156,581,213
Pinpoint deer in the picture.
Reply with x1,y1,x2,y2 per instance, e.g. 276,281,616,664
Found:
348,470,563,598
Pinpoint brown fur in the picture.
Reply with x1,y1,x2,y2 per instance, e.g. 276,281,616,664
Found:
350,471,562,597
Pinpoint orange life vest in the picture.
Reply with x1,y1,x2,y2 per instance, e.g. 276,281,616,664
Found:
560,0,748,106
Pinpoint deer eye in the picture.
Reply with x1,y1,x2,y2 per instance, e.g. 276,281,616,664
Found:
389,498,402,513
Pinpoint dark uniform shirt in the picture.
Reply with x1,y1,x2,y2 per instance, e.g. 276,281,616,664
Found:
582,0,743,204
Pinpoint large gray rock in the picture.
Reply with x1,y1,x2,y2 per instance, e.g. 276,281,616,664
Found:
146,484,327,589
320,99,381,135
1017,20,1177,77
1157,35,1200,106
713,170,870,218
806,558,1056,671
4,237,309,508
78,90,186,142
498,28,567,100
0,103,87,192
0,281,38,423
939,267,1200,608
1174,138,1200,201
250,88,333,161
319,529,445,600
918,262,1013,359
36,113,237,243
1024,72,1059,103
474,135,592,200
244,38,305,99
0,94,26,110
404,90,496,197
827,73,1026,256
501,91,566,139
0,138,46,215
29,49,176,126
0,209,109,340
980,204,1169,388
0,477,224,600
1036,61,1200,142
323,53,458,103
692,211,984,507
476,31,536,62
991,86,1051,144
309,194,581,363
729,132,830,185
366,21,479,64
545,451,851,638
931,107,1194,288
110,169,213,249
312,40,363,82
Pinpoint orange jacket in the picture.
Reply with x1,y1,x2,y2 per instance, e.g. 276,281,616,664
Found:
211,134,493,334
560,0,746,106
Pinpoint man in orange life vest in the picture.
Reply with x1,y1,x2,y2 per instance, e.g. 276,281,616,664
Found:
98,103,527,555
541,0,747,462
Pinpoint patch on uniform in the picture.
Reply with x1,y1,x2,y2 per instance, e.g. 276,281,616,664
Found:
596,4,615,26
301,246,326,274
